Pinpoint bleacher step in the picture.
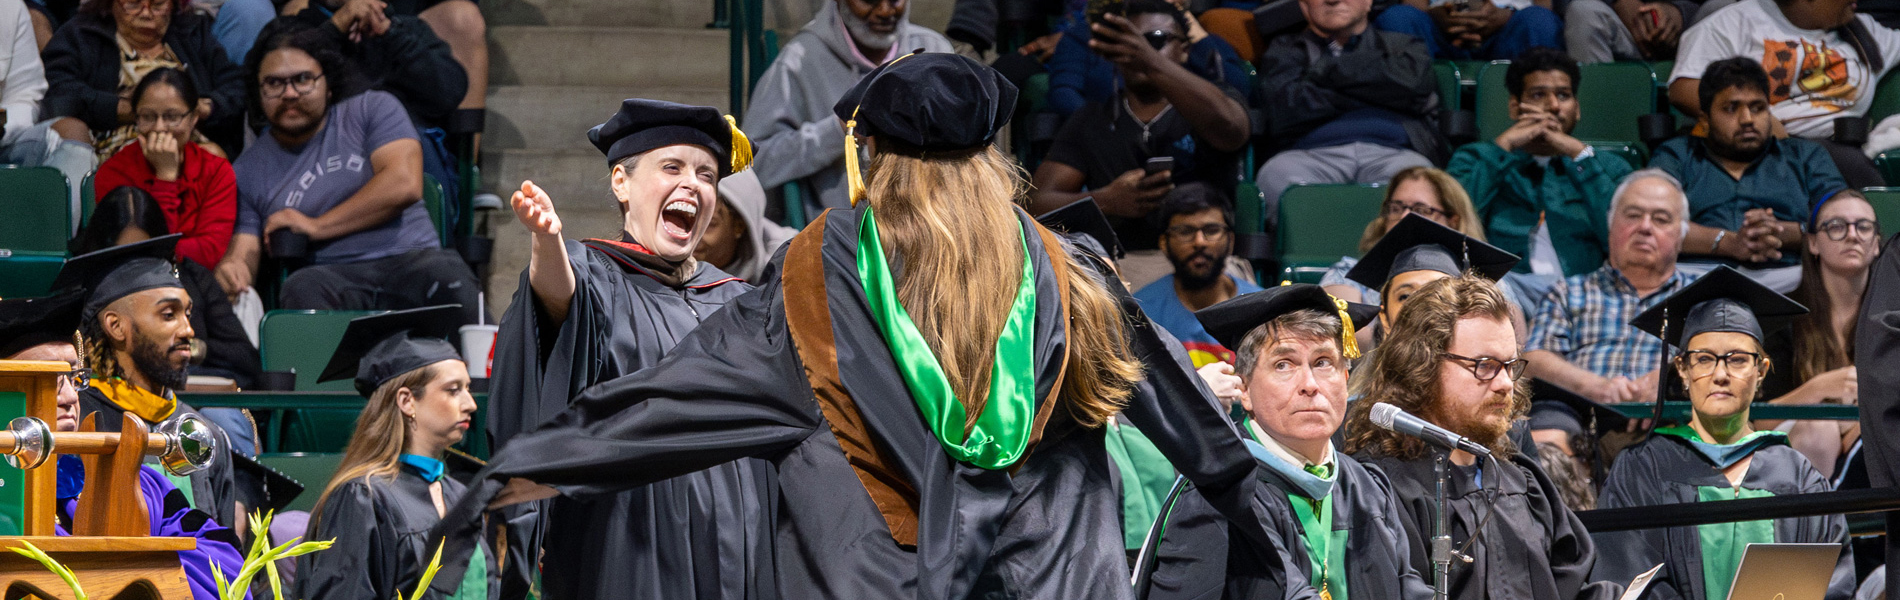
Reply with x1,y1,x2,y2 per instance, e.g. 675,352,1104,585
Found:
481,0,715,29
485,85,728,152
488,26,729,88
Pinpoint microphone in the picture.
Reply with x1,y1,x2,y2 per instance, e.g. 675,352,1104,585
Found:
1369,403,1492,457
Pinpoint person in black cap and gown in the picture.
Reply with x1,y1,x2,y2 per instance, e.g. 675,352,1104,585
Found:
1345,213,1522,349
1148,284,1436,600
1592,267,1854,600
430,52,1292,598
1854,228,1900,599
484,98,771,599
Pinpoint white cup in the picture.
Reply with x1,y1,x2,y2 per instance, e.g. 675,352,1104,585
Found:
459,324,499,379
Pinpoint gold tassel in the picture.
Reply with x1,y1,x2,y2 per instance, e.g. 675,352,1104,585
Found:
844,108,866,207
1332,296,1361,360
725,115,754,174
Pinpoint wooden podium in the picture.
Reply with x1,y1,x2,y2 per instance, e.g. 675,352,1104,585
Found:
0,360,195,600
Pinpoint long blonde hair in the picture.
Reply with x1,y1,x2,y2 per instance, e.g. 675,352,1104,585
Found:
308,364,439,527
865,146,1140,429
1357,167,1488,254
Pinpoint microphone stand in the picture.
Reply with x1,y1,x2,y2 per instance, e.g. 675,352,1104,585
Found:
1432,448,1451,600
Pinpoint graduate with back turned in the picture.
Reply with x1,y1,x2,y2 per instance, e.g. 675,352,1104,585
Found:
1591,267,1854,600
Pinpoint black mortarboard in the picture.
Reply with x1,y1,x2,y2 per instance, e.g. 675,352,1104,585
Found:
0,288,85,358
833,51,1018,155
588,99,752,175
1036,199,1124,260
1629,266,1807,348
230,453,304,513
51,234,184,320
1194,284,1378,359
1345,214,1519,292
318,306,464,397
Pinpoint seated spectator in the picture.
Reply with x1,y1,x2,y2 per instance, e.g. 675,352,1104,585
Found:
692,169,797,282
1451,48,1634,284
1251,0,1442,231
1523,169,1695,406
1564,0,1690,62
1044,0,1250,117
204,0,275,64
1651,58,1846,291
215,27,484,326
1762,190,1877,477
40,0,245,159
1031,0,1249,286
1321,166,1488,306
1669,0,1900,188
283,0,489,133
742,0,952,212
1371,0,1562,59
1134,183,1264,367
1,0,92,220
93,67,235,270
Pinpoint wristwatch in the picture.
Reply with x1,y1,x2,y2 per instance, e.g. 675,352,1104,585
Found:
1710,229,1728,254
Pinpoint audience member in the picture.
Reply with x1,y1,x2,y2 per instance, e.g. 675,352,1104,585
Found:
1762,190,1877,477
0,0,92,220
1321,166,1488,306
692,169,797,282
1134,183,1264,367
92,67,235,270
742,0,952,212
1523,169,1693,406
1044,0,1250,117
1651,58,1846,291
1372,0,1563,59
1564,0,1692,62
1251,0,1442,231
205,0,275,64
217,27,483,325
40,0,245,158
1669,0,1900,188
1451,48,1634,284
281,0,488,144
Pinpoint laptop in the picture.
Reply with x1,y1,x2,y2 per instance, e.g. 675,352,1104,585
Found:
1724,543,1841,600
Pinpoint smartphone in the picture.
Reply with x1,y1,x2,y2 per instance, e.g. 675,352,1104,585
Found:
1144,156,1175,175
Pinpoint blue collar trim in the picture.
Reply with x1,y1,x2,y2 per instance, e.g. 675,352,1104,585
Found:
400,454,444,483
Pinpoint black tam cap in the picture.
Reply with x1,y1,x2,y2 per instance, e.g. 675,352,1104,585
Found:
1194,284,1377,358
0,288,85,358
833,51,1018,154
51,234,184,320
1036,199,1123,260
1629,266,1807,348
1345,214,1519,292
318,306,465,397
589,99,752,175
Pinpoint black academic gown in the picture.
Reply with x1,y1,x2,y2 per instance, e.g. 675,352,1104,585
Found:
1592,435,1856,600
77,388,240,528
1856,232,1900,598
296,462,500,600
1362,451,1621,600
483,238,773,600
432,208,1286,599
1152,449,1433,600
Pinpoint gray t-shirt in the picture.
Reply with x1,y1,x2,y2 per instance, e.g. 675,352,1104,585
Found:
234,91,436,265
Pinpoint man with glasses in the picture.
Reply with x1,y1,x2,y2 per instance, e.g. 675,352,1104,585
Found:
1343,273,1620,600
215,26,484,326
1135,183,1263,369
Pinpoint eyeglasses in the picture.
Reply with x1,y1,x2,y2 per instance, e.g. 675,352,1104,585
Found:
1384,201,1448,220
58,368,92,392
1440,352,1529,382
117,0,171,13
1678,350,1761,379
260,72,324,99
1141,29,1184,50
1814,218,1879,241
1165,223,1229,241
135,111,190,127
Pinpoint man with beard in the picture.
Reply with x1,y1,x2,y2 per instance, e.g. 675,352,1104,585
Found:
1651,58,1847,292
742,0,951,213
1134,183,1263,368
214,26,484,325
1342,274,1620,600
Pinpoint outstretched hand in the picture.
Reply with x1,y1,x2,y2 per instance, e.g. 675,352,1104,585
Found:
512,180,563,236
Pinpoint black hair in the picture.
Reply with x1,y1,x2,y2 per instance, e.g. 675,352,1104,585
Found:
130,67,200,114
72,186,172,256
244,18,368,123
1698,57,1772,115
1122,0,1190,39
1505,47,1581,98
1151,181,1233,230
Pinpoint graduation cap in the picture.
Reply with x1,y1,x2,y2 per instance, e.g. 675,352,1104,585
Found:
0,288,86,358
50,234,184,320
1629,266,1807,349
833,51,1018,204
231,453,304,514
317,306,464,397
589,98,753,176
1194,283,1378,360
1036,198,1124,260
1344,214,1519,293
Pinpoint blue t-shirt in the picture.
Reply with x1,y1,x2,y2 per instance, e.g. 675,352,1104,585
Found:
233,91,437,265
1134,273,1264,367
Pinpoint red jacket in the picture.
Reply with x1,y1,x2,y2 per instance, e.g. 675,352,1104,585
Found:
93,140,237,269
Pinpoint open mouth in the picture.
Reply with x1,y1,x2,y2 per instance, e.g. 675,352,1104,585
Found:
660,198,700,241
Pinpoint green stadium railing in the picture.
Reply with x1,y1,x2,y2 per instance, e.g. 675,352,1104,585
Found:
1604,401,1860,421
183,391,490,459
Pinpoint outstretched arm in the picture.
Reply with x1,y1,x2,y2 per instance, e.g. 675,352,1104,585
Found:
511,180,577,324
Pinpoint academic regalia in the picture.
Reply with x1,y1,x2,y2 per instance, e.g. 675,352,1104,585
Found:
430,53,1288,600
52,456,246,600
0,288,86,358
1343,214,1519,294
1593,267,1852,600
1855,232,1900,598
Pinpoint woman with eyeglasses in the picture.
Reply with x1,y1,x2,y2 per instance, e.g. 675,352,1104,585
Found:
40,0,244,159
91,68,236,271
1591,267,1855,600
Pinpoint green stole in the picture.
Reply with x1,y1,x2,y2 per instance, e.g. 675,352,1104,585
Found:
1655,426,1780,600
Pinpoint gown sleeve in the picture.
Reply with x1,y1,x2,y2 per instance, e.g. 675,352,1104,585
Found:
487,240,615,451
1791,457,1858,600
298,480,398,600
140,466,247,600
1521,456,1623,600
1590,446,1688,600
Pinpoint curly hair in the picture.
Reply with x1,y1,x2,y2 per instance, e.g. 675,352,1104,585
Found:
1343,274,1528,460
243,21,369,127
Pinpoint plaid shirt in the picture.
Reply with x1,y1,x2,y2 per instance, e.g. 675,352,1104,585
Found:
1525,264,1694,378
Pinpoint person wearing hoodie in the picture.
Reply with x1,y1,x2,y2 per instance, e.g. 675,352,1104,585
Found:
694,169,798,282
741,0,952,214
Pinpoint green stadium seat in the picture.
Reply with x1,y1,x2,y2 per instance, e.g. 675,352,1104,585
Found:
1587,141,1648,169
0,167,72,254
79,171,94,230
0,252,64,299
1434,61,1461,111
423,173,450,247
255,452,344,513
1867,69,1900,125
1278,262,1333,285
1858,187,1900,229
1276,184,1383,268
1477,61,1658,144
258,310,378,453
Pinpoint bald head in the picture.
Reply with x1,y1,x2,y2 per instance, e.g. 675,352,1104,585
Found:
1607,170,1687,273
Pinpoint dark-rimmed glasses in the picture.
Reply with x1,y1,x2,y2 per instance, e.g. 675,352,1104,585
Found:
1677,350,1761,379
1441,352,1528,382
1814,218,1879,241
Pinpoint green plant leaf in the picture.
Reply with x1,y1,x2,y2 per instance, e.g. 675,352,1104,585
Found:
399,541,447,600
10,540,86,600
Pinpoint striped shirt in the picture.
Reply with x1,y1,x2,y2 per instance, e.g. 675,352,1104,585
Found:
1525,264,1694,378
